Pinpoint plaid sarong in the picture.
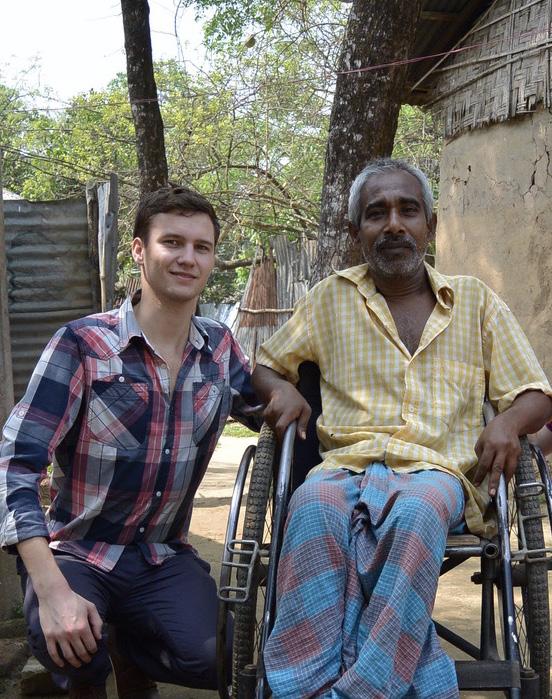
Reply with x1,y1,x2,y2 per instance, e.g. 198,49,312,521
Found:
264,463,465,698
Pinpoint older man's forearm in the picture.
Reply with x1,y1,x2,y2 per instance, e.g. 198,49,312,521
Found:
501,389,552,435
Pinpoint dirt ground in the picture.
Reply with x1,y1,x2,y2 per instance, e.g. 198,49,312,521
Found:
2,435,550,698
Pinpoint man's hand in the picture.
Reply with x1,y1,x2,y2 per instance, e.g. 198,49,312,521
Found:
38,586,103,668
473,391,552,496
473,412,521,497
252,363,313,441
262,381,311,441
17,537,103,668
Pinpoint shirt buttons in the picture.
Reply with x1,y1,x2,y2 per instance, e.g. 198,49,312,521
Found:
139,526,145,533
164,448,170,455
156,491,162,497
408,406,415,413
118,375,125,383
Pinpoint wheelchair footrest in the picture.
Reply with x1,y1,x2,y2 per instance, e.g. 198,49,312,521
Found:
218,538,260,604
456,660,520,690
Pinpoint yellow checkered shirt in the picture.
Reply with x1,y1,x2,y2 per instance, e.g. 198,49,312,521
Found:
257,263,552,537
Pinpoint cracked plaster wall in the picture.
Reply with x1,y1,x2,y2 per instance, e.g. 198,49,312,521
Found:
436,108,552,378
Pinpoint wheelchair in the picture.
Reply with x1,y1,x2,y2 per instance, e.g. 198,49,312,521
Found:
217,363,552,699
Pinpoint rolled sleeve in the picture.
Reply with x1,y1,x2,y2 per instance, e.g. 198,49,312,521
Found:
483,294,552,413
0,326,84,550
227,331,261,431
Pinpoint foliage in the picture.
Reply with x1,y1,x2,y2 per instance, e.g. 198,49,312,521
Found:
1,1,443,302
223,419,257,438
392,104,443,207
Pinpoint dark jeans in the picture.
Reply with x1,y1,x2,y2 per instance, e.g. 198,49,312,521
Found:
20,546,231,690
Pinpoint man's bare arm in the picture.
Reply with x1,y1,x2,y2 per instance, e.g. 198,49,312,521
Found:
252,364,312,441
473,390,552,496
530,424,552,455
17,537,103,668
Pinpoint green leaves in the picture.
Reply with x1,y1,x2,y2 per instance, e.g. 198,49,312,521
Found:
1,0,441,303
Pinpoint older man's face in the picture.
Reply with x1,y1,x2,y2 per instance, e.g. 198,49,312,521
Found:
349,170,436,280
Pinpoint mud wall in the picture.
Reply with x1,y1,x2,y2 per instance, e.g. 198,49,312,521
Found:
436,109,552,380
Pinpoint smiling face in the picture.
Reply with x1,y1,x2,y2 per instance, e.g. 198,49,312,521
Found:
349,170,436,281
132,210,216,308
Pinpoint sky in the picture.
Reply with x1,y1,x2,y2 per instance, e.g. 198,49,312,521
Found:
0,0,205,102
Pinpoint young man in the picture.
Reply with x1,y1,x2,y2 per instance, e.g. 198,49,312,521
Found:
0,186,258,698
252,159,552,698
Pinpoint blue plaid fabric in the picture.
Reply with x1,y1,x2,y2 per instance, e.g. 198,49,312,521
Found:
0,295,257,570
264,464,465,699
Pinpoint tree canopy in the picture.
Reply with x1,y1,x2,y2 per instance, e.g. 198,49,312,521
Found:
0,1,442,302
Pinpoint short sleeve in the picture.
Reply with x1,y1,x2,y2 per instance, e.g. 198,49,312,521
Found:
255,293,315,385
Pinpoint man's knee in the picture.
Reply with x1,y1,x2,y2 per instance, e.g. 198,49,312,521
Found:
393,477,464,530
26,620,111,686
165,637,219,689
289,470,354,516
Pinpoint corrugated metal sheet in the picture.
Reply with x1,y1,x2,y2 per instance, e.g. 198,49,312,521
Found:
198,302,240,331
273,236,316,327
4,198,98,401
233,238,316,364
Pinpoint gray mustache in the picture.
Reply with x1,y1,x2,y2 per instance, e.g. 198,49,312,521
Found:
375,236,417,252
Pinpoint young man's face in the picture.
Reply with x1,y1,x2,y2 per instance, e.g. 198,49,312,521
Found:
132,211,216,307
349,170,436,280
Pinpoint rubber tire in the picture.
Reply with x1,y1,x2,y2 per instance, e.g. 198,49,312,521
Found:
511,439,550,699
232,423,277,699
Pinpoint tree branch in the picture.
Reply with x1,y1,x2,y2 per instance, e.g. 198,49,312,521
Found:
215,256,253,270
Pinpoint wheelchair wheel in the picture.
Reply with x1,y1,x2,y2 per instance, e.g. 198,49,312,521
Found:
509,439,550,698
232,423,277,698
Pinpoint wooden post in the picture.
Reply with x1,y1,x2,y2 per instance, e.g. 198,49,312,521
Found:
0,149,14,425
85,183,101,313
0,149,20,622
86,174,119,312
97,174,119,311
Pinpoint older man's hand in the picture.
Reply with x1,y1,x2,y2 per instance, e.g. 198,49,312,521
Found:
472,412,521,497
262,382,311,442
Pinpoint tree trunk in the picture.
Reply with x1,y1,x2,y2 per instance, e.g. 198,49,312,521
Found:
120,0,168,194
311,0,423,284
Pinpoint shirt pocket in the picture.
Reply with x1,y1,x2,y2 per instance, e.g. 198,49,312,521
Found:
87,377,150,449
192,377,228,444
431,359,485,430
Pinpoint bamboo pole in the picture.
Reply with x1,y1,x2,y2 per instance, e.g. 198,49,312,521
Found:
0,149,15,425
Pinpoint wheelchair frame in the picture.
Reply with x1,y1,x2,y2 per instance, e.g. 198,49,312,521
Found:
217,401,552,699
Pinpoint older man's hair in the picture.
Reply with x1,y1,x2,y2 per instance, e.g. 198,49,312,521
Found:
348,158,434,228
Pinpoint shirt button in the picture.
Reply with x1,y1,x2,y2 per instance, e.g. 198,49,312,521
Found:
156,491,162,497
408,406,415,413
164,448,170,455
139,526,145,533
118,375,125,383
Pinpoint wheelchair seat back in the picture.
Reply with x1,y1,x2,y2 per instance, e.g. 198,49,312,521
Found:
292,361,323,492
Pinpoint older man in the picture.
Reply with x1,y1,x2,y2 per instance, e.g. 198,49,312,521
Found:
252,158,552,699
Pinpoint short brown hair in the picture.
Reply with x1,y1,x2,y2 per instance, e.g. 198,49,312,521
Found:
133,185,221,244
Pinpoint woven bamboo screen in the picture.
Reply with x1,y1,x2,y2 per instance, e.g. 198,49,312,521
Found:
418,0,552,137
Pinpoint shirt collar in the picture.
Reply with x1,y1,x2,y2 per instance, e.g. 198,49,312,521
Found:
117,291,213,353
118,292,144,350
335,261,454,310
189,316,213,353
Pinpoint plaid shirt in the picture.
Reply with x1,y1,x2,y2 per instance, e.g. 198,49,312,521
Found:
0,295,257,571
257,263,552,537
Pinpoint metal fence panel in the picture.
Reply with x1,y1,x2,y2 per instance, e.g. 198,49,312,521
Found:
4,198,97,401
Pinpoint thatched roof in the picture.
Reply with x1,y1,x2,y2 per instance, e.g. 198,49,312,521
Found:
407,1,495,104
410,0,552,137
